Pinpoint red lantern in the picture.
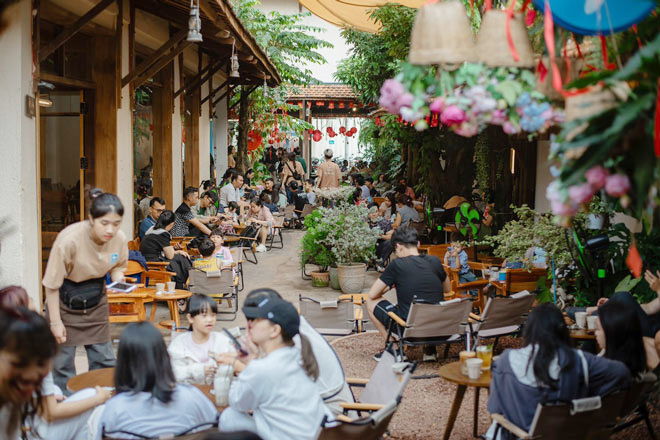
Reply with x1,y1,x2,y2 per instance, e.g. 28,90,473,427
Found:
312,130,322,142
297,101,303,107
315,101,325,106
328,102,335,109
307,128,314,134
247,129,262,152
339,127,346,134
338,102,345,109
329,132,335,138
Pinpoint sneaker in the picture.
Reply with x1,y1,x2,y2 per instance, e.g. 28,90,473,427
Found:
255,244,267,253
422,345,437,362
374,347,407,362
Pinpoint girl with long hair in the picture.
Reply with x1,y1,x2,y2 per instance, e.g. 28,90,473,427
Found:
96,322,218,439
487,303,631,439
43,189,128,393
168,294,235,384
218,297,329,439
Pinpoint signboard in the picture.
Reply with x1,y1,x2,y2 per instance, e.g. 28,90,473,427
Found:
329,140,335,144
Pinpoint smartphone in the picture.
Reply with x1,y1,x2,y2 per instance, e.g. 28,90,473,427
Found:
106,282,138,293
222,328,248,356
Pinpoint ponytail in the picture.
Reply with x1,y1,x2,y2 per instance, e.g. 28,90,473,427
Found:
299,334,320,381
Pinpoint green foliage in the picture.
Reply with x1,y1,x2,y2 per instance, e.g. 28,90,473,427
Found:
300,209,335,271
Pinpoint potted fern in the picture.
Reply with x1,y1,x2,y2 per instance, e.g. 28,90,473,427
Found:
300,210,334,287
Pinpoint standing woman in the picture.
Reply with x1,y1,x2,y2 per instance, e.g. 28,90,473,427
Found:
43,189,128,392
228,146,236,169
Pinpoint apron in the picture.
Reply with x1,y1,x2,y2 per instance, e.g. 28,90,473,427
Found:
48,293,111,347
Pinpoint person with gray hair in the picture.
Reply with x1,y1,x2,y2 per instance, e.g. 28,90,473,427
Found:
316,149,341,189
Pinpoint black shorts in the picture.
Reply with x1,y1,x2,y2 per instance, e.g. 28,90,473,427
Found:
373,300,406,333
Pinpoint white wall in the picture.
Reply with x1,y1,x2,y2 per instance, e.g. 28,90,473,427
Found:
311,117,363,162
258,0,350,83
0,1,40,302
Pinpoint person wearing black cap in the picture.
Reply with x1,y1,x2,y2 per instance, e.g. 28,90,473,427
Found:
217,298,329,439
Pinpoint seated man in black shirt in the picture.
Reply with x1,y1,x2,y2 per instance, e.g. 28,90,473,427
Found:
366,226,450,361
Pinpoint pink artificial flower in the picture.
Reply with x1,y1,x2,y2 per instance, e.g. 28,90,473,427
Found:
503,121,520,134
605,174,631,197
429,97,445,114
525,9,537,26
490,109,507,125
455,121,479,137
379,79,405,113
568,183,594,205
440,105,466,126
395,93,414,110
551,200,578,217
585,165,608,191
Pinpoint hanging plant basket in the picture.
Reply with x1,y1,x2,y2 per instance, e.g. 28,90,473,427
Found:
476,9,534,68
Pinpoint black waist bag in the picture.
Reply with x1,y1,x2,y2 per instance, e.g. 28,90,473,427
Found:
59,277,105,310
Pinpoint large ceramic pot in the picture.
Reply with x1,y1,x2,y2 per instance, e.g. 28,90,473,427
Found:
337,263,367,294
310,271,330,288
329,267,340,290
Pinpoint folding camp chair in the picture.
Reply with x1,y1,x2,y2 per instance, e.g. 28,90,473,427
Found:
103,425,218,440
229,247,245,292
468,290,536,350
612,372,658,439
319,399,398,440
188,268,239,321
267,216,285,250
491,392,626,440
385,298,473,360
299,295,356,336
235,224,261,264
339,350,416,416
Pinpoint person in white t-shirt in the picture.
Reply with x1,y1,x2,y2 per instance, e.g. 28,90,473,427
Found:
95,322,218,440
217,297,330,440
168,294,235,384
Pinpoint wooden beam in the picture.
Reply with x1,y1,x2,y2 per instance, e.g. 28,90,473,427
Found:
173,58,224,99
133,39,192,88
212,84,235,107
115,0,123,108
40,72,96,89
39,0,116,62
201,79,227,105
228,85,258,110
121,29,186,87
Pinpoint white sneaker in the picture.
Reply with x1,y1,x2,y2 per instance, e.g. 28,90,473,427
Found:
256,244,267,253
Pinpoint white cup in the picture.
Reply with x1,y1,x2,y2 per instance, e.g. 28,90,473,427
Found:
155,282,165,293
466,358,483,380
587,315,598,330
166,281,176,292
575,311,587,329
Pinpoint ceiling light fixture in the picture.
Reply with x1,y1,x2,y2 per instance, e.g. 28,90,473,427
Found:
38,94,53,107
230,41,240,78
187,0,203,42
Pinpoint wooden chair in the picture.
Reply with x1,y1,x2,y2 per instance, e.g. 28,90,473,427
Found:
188,268,239,321
338,350,417,415
107,289,152,323
125,260,176,287
41,231,59,274
372,196,386,206
443,262,490,311
495,267,549,296
491,392,626,440
386,298,473,360
127,238,140,251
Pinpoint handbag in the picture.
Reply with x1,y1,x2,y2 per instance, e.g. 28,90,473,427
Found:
286,162,301,182
59,277,105,310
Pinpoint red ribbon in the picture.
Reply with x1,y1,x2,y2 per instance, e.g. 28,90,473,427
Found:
506,0,520,62
485,0,492,11
537,58,548,83
543,1,564,95
655,78,660,157
599,36,617,70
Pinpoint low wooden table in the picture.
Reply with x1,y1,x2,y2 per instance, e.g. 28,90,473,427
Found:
148,289,192,329
570,328,596,340
438,361,492,440
67,367,223,409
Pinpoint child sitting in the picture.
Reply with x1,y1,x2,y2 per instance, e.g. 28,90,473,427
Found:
444,232,477,284
209,229,233,268
192,238,221,273
168,294,235,385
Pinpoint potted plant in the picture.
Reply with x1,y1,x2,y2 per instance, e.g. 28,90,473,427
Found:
300,210,334,287
320,203,380,293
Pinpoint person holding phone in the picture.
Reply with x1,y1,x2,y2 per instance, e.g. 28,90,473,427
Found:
43,189,128,393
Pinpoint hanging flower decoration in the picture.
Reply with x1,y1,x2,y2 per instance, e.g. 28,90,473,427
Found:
379,62,563,136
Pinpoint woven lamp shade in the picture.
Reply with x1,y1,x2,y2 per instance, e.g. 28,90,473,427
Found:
408,1,475,68
475,10,534,68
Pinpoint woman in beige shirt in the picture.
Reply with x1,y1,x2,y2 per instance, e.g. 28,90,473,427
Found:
280,152,304,204
43,189,128,392
228,146,236,169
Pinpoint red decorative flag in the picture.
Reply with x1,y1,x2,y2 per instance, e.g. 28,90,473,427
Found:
654,78,660,157
626,243,643,279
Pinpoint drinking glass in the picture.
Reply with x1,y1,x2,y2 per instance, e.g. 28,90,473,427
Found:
476,345,493,370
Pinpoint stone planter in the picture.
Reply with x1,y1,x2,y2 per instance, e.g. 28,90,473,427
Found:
337,263,367,294
310,271,330,288
329,267,340,290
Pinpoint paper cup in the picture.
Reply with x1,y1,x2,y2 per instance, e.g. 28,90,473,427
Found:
466,358,483,380
587,315,598,330
166,281,176,292
498,270,507,282
155,282,165,293
575,311,587,329
459,351,476,375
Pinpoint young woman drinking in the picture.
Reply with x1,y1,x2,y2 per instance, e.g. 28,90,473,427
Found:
43,189,128,393
247,198,274,253
95,321,218,440
0,287,110,440
168,294,235,384
139,209,192,289
487,303,631,439
218,298,329,439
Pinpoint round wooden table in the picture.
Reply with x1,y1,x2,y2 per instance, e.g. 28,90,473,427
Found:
67,367,223,410
570,328,596,340
148,289,191,329
438,361,492,440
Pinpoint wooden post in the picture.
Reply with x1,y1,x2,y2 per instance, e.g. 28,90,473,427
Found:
152,63,174,207
115,0,123,109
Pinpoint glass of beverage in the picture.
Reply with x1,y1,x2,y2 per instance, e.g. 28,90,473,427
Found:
476,345,493,370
